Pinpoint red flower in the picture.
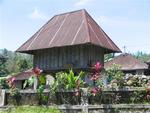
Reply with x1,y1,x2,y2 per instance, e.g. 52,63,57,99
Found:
94,62,102,71
90,73,99,81
33,67,42,76
91,87,101,96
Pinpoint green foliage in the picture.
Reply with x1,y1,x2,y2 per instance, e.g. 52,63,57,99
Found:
51,72,67,91
0,49,33,77
17,59,29,72
132,51,150,62
9,88,20,97
106,64,125,88
0,50,9,77
37,85,48,105
104,53,115,62
65,70,84,90
2,106,60,113
23,75,35,89
51,70,85,91
106,64,124,80
0,78,9,89
37,85,45,94
39,74,46,85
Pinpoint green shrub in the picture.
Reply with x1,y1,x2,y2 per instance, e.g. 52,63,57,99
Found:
106,64,125,88
51,70,85,91
0,78,9,89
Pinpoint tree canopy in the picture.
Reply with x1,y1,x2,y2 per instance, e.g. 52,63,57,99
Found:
0,49,33,77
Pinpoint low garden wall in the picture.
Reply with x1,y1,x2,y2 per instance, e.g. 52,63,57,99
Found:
0,88,149,113
3,88,149,105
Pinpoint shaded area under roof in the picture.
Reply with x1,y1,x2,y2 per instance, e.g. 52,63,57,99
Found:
104,53,149,71
16,9,121,54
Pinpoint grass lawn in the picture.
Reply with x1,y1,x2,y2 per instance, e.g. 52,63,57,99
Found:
1,106,60,113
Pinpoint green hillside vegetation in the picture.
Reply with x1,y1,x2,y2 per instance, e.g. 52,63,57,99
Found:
0,49,33,77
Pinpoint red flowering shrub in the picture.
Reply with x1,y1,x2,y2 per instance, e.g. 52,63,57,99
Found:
33,67,43,76
90,73,99,81
94,62,102,72
90,87,101,96
89,62,103,96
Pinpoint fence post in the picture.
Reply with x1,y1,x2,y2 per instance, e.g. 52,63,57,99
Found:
82,105,88,113
0,89,6,106
81,88,88,113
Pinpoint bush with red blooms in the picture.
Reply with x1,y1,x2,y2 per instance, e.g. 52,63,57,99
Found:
90,62,102,83
89,62,102,96
90,87,101,96
33,67,43,76
8,76,20,105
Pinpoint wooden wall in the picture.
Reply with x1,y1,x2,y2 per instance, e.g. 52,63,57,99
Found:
33,45,104,71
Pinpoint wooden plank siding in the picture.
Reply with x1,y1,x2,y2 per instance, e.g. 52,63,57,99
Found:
33,45,104,72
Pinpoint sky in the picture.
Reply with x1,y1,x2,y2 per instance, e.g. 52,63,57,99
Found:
0,0,150,53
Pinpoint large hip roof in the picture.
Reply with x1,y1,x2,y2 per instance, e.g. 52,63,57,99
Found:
16,9,121,54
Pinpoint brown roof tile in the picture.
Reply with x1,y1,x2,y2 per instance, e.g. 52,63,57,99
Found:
8,70,34,81
104,53,149,70
16,9,121,53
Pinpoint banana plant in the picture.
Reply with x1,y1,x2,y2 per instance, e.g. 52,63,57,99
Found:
65,70,84,90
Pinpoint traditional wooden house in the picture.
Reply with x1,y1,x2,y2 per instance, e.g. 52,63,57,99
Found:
17,9,121,73
104,53,149,75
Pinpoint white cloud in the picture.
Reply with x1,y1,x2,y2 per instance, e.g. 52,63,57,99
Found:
29,7,49,21
75,0,93,6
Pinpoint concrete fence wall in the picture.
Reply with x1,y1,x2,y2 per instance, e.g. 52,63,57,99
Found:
1,89,150,113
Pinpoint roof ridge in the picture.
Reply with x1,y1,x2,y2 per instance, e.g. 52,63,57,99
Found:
82,9,91,43
54,9,86,17
84,11,121,53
